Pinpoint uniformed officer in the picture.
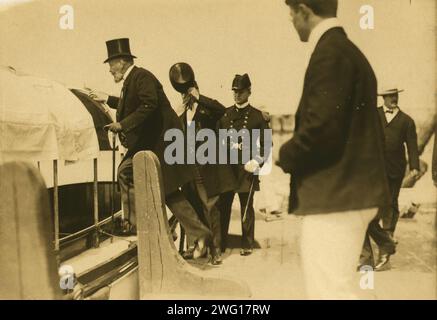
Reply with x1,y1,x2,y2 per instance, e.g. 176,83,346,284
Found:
218,74,271,256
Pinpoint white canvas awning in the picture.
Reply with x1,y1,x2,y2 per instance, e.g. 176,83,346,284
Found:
0,66,99,162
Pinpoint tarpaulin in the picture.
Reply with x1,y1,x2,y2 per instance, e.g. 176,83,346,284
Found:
0,66,99,162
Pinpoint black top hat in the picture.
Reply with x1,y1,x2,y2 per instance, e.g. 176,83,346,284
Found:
104,38,137,63
169,62,196,94
232,74,251,91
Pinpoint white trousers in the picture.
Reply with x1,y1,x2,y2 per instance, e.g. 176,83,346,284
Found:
300,207,377,299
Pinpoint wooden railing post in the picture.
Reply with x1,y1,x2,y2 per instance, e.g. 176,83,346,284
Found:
133,151,251,299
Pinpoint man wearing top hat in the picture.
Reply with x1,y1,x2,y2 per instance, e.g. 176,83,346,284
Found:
218,74,271,256
363,87,420,271
168,63,237,264
89,38,211,258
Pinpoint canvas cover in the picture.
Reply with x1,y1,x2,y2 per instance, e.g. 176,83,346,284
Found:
0,66,99,162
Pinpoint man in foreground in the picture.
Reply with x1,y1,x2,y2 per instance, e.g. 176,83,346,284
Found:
278,0,390,299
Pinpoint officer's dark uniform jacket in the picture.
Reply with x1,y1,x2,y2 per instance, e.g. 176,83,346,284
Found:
218,104,271,193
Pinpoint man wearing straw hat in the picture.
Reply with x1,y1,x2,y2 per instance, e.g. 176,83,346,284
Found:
364,86,420,271
89,38,211,259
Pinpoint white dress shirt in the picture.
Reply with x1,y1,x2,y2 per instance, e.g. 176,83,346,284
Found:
103,64,135,104
186,102,198,125
383,105,399,123
235,101,249,109
307,18,342,56
123,64,135,83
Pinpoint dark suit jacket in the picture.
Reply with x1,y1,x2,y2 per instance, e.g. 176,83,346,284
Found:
218,104,271,193
278,27,390,214
107,66,195,196
180,95,237,197
377,107,420,179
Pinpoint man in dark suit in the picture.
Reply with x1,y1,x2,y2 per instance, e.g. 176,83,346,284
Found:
177,78,237,264
167,62,237,264
278,0,390,298
218,74,271,256
377,88,420,234
361,88,420,271
89,39,211,258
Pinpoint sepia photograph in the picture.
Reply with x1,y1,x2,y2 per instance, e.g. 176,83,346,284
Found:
0,0,435,307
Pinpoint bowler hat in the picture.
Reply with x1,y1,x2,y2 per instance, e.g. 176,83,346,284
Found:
169,62,196,94
104,38,137,63
232,74,251,91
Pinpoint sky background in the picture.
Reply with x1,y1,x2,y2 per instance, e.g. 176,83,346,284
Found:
0,0,435,121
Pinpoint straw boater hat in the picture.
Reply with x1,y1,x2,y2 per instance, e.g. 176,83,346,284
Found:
378,87,404,96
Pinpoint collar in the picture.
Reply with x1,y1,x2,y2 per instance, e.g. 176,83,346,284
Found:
235,101,250,109
308,18,341,54
122,64,135,83
187,101,198,112
383,105,399,113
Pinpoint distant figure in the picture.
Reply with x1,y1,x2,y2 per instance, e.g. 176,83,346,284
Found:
218,74,271,256
278,0,390,299
360,87,420,272
377,87,420,236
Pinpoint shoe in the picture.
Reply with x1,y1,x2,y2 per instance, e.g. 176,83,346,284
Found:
113,219,136,237
193,238,208,259
210,247,223,265
240,248,253,256
211,253,223,265
388,231,399,245
374,254,391,271
182,247,195,260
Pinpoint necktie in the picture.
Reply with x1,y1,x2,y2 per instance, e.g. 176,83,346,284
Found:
385,109,394,114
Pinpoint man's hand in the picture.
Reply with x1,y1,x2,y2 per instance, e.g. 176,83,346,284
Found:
187,87,200,101
244,159,260,173
410,169,420,179
87,89,109,103
104,122,123,133
182,87,200,109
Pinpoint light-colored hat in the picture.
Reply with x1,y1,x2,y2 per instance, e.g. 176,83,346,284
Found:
378,87,404,96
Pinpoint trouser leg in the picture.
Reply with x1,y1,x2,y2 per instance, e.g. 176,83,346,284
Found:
117,157,136,225
360,232,375,267
192,172,221,251
218,192,235,251
238,192,255,250
388,177,403,234
368,218,396,255
165,190,212,243
300,207,377,299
